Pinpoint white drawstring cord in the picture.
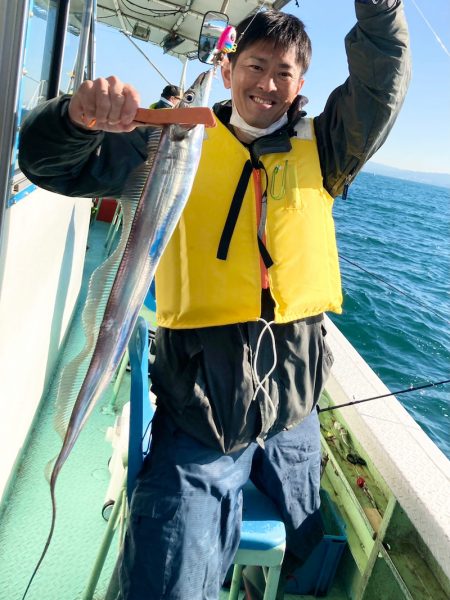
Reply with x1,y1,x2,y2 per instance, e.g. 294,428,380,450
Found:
252,318,278,423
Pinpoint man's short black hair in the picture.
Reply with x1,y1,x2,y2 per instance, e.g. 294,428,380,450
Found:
230,10,312,75
162,84,182,99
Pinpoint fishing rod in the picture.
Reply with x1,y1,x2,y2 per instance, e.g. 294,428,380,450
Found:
317,378,450,413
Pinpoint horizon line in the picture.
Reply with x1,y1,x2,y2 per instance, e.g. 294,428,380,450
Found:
366,160,450,178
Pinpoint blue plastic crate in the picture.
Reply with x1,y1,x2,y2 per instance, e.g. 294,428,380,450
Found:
285,490,347,596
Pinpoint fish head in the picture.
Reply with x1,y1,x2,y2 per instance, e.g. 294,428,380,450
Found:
170,70,214,139
178,69,214,111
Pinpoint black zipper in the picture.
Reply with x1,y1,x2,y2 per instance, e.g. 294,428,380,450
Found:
342,171,354,200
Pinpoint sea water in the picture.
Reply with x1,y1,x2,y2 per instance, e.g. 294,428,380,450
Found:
330,172,450,458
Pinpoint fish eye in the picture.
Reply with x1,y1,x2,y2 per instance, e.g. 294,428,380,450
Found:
183,92,195,103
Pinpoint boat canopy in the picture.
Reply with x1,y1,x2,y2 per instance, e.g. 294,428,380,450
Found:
67,0,292,59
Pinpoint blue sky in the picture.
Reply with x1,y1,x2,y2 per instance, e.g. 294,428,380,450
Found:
93,1,449,174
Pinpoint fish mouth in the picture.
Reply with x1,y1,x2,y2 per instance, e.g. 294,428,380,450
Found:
196,71,209,87
171,123,196,139
182,69,213,107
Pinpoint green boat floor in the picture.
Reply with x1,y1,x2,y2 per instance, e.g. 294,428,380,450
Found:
0,222,131,599
0,221,348,600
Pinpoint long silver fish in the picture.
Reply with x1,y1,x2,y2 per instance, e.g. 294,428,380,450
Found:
22,68,214,599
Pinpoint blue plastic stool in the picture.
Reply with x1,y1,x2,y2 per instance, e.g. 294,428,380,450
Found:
126,316,154,502
229,482,286,600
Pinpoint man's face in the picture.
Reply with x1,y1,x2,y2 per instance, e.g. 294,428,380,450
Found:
221,41,304,129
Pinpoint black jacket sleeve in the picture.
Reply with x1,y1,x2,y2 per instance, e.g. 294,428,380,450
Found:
315,0,411,197
18,95,149,198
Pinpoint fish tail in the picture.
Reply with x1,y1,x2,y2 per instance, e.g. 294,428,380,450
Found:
21,476,58,599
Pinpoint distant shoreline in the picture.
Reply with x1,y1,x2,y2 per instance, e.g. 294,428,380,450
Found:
363,162,450,190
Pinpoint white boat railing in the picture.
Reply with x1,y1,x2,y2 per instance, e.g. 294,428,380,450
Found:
324,315,450,581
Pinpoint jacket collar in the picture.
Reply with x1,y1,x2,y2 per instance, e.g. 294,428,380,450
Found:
212,96,308,162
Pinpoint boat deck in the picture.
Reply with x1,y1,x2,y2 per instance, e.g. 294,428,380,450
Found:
0,221,349,600
0,222,125,599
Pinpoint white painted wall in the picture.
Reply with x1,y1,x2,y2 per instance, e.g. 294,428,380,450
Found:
0,188,91,500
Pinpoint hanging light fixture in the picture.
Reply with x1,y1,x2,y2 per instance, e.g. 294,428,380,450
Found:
132,22,151,42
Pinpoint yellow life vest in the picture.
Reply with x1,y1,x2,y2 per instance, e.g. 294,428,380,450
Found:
155,118,342,328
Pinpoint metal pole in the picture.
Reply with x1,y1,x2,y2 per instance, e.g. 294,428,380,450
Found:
82,477,126,600
47,0,71,98
0,0,30,248
73,0,94,90
120,32,171,85
179,56,188,93
87,1,97,81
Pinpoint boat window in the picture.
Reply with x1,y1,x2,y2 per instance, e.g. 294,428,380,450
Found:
21,1,59,115
19,0,83,126
10,0,85,200
59,2,84,95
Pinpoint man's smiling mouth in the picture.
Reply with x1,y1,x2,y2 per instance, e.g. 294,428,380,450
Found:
250,95,275,106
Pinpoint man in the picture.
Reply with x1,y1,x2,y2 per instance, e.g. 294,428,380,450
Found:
149,83,182,109
18,3,410,599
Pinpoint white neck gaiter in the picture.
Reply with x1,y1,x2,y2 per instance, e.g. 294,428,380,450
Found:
229,104,288,141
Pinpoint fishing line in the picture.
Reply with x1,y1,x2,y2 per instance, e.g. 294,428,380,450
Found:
408,0,450,58
317,378,450,413
238,3,266,40
339,254,450,326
